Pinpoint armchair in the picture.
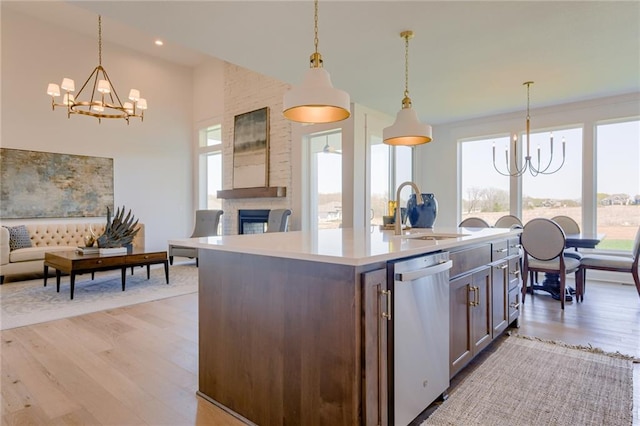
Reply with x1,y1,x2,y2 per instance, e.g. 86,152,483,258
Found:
169,210,223,266
266,209,291,233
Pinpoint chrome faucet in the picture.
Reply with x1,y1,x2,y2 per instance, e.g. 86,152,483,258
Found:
395,181,424,235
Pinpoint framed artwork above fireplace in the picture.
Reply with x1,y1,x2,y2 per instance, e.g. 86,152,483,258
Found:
232,106,270,189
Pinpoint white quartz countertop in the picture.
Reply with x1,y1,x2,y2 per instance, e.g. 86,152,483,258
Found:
169,226,521,266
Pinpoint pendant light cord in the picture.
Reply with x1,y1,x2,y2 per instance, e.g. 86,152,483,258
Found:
404,33,410,98
98,15,102,66
314,0,319,55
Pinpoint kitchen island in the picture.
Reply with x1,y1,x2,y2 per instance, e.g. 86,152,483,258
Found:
169,226,521,426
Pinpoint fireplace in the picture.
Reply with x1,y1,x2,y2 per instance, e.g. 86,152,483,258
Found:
238,209,270,234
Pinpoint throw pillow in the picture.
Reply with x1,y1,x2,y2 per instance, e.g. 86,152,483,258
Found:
5,225,33,250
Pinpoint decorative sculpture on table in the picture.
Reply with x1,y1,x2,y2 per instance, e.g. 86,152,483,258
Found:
92,206,140,248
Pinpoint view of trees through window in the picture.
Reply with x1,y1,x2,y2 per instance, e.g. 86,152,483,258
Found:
370,136,413,227
461,122,639,251
596,119,640,250
310,131,343,229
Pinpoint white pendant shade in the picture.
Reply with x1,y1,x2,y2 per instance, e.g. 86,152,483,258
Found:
383,107,432,146
283,67,350,124
47,83,60,97
97,79,111,94
61,78,75,92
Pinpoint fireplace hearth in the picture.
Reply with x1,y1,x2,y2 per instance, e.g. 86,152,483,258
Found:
238,209,270,234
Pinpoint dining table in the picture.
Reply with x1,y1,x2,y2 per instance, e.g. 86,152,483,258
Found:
531,232,605,301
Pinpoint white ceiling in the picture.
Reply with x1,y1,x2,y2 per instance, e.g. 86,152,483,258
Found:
7,1,640,125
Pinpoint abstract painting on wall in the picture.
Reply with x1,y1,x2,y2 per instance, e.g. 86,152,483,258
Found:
233,107,270,189
0,148,114,218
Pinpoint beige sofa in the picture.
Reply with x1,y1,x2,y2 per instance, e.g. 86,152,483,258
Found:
0,222,145,283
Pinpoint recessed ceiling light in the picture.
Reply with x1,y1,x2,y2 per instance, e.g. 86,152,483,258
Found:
154,40,164,46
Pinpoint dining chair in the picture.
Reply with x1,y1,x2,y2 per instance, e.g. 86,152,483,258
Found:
266,209,292,233
494,215,523,229
551,215,581,235
458,217,491,228
521,218,582,309
169,209,223,266
577,226,640,301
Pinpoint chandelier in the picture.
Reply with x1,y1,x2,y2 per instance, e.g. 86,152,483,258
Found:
383,30,432,146
493,82,565,176
282,0,350,124
46,16,147,124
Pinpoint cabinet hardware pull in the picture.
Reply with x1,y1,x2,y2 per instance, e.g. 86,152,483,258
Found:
496,264,508,270
469,285,480,306
495,248,508,253
509,302,521,309
96,260,102,264
380,289,392,321
510,270,520,276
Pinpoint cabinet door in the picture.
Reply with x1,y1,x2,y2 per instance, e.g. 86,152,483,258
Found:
362,269,388,426
449,274,473,378
470,267,492,354
508,256,521,291
491,260,509,337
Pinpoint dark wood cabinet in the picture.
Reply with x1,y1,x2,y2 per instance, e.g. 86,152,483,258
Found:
491,259,509,337
362,269,389,426
449,238,522,378
449,264,492,378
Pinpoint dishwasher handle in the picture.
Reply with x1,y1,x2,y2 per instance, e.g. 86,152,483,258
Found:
395,260,453,282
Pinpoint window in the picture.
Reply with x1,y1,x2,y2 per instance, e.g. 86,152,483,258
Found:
521,127,583,226
369,136,413,226
596,120,640,250
309,130,342,229
460,136,510,225
198,124,223,210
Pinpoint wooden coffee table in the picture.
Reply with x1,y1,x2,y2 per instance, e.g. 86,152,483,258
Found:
44,250,169,299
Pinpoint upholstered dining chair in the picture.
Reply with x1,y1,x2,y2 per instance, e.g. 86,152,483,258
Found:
550,215,583,264
494,215,523,229
521,218,582,309
169,209,223,266
459,217,491,228
577,226,640,301
551,215,581,235
266,209,292,233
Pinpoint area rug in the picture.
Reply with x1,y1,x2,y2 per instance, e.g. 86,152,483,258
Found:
423,335,635,425
0,263,198,330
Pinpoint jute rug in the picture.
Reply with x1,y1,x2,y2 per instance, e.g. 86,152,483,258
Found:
423,334,636,426
0,263,198,330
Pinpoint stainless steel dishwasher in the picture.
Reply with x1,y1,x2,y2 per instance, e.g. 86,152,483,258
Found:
388,251,452,425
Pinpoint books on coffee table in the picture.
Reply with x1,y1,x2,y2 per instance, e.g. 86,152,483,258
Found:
77,246,99,254
76,246,128,255
99,247,128,255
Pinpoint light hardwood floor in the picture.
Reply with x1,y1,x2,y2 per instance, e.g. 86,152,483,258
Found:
2,279,638,425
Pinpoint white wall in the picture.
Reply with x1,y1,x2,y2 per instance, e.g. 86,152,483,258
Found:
1,8,194,251
415,93,640,228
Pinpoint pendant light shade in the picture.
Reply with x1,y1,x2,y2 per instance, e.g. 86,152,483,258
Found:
283,0,350,124
383,30,431,146
283,67,350,123
383,107,432,146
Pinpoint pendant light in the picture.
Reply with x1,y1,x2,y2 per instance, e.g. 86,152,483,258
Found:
283,0,350,124
383,30,432,146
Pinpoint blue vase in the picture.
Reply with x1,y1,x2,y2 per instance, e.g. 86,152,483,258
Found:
406,193,438,228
